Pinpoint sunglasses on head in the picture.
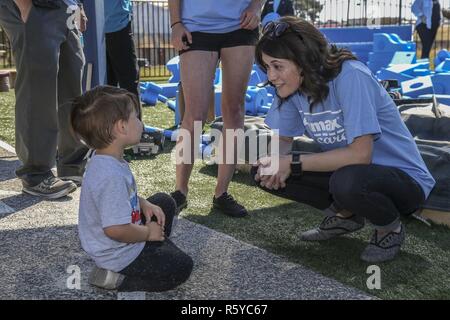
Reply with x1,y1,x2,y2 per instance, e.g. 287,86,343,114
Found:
262,21,305,42
262,21,289,39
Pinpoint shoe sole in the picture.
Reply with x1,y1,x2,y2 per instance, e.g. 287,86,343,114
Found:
60,176,83,187
300,224,365,241
213,203,248,218
22,184,77,199
89,267,125,290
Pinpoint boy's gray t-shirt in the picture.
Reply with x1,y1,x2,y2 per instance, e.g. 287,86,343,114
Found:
78,154,145,272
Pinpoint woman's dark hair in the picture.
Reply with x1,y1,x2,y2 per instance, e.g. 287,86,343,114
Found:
256,16,357,107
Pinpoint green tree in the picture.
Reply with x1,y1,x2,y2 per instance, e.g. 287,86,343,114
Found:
294,0,324,23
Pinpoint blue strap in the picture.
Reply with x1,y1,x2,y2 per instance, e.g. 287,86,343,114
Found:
273,0,281,13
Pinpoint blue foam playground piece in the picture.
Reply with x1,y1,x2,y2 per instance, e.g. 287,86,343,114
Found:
372,33,416,52
434,50,450,68
431,73,450,94
390,51,416,64
435,59,450,73
401,76,434,98
419,94,450,106
166,56,180,83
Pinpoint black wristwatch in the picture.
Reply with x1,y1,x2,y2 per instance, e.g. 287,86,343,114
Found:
290,152,303,177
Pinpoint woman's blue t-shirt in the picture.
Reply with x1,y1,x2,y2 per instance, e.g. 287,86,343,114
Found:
181,0,252,33
265,60,435,197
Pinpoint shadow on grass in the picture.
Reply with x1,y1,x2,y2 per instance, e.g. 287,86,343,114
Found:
198,163,255,186
186,202,434,298
0,157,20,182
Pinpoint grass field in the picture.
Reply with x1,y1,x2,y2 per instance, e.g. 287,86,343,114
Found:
1,90,450,299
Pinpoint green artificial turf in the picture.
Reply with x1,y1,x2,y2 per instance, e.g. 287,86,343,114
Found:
1,90,449,299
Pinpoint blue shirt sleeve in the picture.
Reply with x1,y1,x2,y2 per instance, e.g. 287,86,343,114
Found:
264,96,305,137
334,67,382,145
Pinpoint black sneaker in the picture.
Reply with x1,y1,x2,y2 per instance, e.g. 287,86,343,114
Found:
170,190,187,213
22,175,77,199
213,192,248,218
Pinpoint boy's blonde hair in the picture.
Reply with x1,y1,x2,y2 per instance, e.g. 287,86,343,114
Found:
70,85,140,149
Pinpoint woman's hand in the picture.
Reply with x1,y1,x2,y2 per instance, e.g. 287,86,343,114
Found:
255,155,291,190
170,23,192,51
240,1,261,30
140,198,166,227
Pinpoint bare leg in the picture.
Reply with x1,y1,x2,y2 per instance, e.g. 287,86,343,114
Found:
176,51,219,196
215,46,255,197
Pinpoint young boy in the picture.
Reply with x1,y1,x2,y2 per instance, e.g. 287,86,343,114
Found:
71,86,193,292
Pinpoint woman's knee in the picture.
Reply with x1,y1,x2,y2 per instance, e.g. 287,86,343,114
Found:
329,165,366,205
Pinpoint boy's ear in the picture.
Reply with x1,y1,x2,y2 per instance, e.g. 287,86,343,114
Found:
115,119,128,136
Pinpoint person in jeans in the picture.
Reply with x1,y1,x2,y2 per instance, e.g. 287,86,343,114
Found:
168,0,263,218
0,0,89,198
104,0,140,101
443,7,450,19
412,0,441,59
71,86,193,291
252,17,435,263
261,0,295,26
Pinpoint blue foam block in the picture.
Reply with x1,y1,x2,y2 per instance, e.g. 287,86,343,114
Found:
166,55,180,83
390,51,416,64
140,82,163,106
320,25,413,43
434,49,450,67
419,94,450,106
160,83,179,99
367,52,396,73
377,68,414,82
253,64,267,83
401,76,434,98
431,73,450,94
248,70,262,86
435,58,450,73
373,33,416,53
245,86,269,116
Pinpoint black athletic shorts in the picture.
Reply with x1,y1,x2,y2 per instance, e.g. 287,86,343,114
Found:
179,28,259,56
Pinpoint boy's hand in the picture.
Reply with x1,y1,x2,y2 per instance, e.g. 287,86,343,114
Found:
147,222,165,241
140,198,166,227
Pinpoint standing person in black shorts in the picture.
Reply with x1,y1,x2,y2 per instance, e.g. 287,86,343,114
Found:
168,0,264,218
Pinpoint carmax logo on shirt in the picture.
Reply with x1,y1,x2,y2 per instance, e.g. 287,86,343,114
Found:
305,118,343,133
303,116,347,145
